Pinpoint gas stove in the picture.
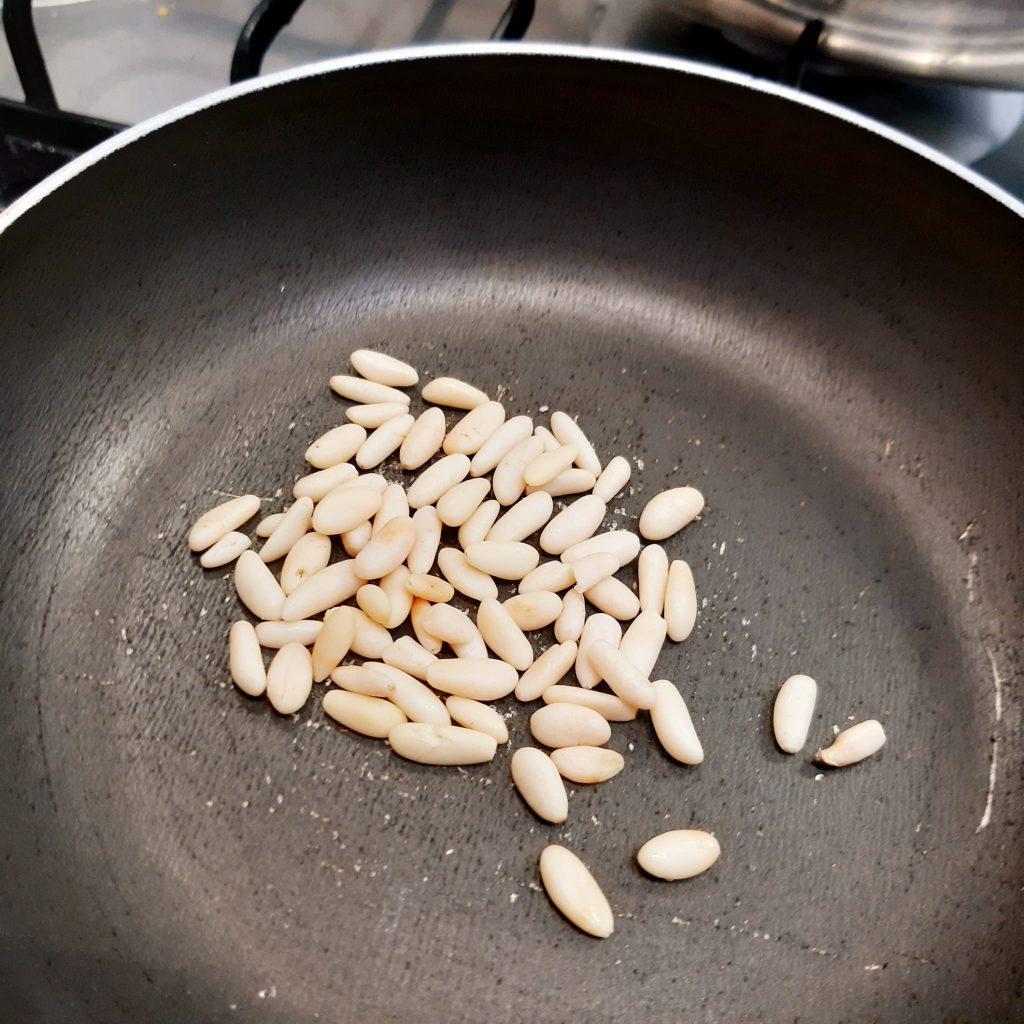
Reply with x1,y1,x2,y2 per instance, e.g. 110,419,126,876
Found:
3,0,1024,206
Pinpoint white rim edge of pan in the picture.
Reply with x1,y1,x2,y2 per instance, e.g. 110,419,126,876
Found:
1,41,1022,236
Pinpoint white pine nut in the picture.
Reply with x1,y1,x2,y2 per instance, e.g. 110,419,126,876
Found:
816,719,886,766
524,444,577,487
421,376,489,409
492,435,544,506
465,540,540,580
436,478,491,527
255,619,322,648
188,494,261,552
346,402,410,429
470,415,533,477
538,845,613,938
305,423,366,468
457,499,501,549
354,516,417,580
421,603,478,645
427,658,519,700
534,425,560,452
584,576,641,621
292,461,358,501
349,608,393,658
311,605,355,682
575,613,621,688
256,512,285,538
452,632,488,660
408,505,442,574
568,551,617,592
380,567,415,628
639,486,705,541
350,348,418,387
341,521,372,556
592,456,631,503
311,484,382,535
281,559,361,621
356,584,391,626
477,598,534,671
406,454,471,508
332,663,397,698
199,531,251,568
372,483,409,534
443,401,506,455
410,597,443,654
228,621,266,697
539,495,606,555
650,679,704,763
530,703,611,748
511,747,568,823
638,544,668,615
399,407,447,470
266,642,313,715
371,665,451,726
437,547,498,602
551,746,624,784
542,685,637,722
525,468,596,498
281,532,332,594
445,696,509,744
519,560,575,595
355,413,414,470
487,491,554,542
637,830,720,881
405,572,454,603
514,641,578,701
561,530,641,568
259,496,314,563
619,611,667,678
382,636,437,681
234,550,286,620
665,560,697,642
323,689,407,738
554,587,586,642
588,640,656,709
503,591,563,630
329,375,410,406
773,674,818,754
549,411,602,477
388,722,497,764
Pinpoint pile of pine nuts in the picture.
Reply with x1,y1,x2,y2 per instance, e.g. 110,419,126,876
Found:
188,349,885,938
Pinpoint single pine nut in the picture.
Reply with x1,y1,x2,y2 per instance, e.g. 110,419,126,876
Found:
400,407,447,470
281,560,361,621
388,722,497,764
266,642,313,715
530,703,611,748
332,663,398,699
281,532,332,594
305,423,366,468
372,483,409,534
349,608,393,658
347,402,410,429
382,636,437,681
259,496,314,563
427,658,519,700
619,611,667,678
538,845,613,938
452,631,488,660
650,679,704,763
588,640,656,709
443,401,506,455
493,435,544,506
519,560,575,595
188,494,261,552
410,597,443,654
354,516,417,579
465,540,539,580
350,348,418,387
568,551,617,592
511,747,568,823
525,468,597,498
773,675,818,753
665,560,697,641
638,544,668,615
342,521,372,556
542,685,637,722
256,512,285,538
356,584,391,625
637,830,720,880
311,484,382,535
323,689,407,738
421,376,489,409
576,613,622,688
311,605,355,681
228,621,266,697
408,505,442,574
405,572,454,602
292,462,358,501
255,619,322,648
470,415,533,476
554,587,586,642
355,413,414,470
487,491,554,542
503,591,563,630
380,566,415,628
437,478,491,527
371,663,450,724
551,746,624,784
406,454,471,508
234,550,286,620
437,547,498,602
539,495,606,555
534,425,560,452
561,530,641,568
199,531,251,568
477,598,534,670
421,603,478,645
584,576,641,621
457,499,501,549
514,641,578,701
816,720,886,766
524,444,578,487
445,696,509,744
329,375,410,406
549,411,601,477
592,456,631,503
639,486,705,541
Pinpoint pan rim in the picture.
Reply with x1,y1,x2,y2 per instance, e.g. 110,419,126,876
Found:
1,40,1023,236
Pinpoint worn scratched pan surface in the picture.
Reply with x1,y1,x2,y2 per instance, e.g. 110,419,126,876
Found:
0,45,1021,1024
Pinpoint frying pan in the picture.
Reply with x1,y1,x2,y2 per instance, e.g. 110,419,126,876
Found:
0,44,1021,1024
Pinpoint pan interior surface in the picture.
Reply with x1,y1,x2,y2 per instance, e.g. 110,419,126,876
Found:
0,51,1021,1024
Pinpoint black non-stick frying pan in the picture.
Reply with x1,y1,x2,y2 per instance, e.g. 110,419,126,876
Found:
0,44,1021,1024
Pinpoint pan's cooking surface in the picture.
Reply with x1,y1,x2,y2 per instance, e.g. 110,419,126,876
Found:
0,50,1021,1024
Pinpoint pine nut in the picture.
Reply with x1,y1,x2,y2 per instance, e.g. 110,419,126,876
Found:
311,484,382,535
228,621,266,697
406,454,471,508
356,584,391,625
256,512,285,538
280,532,332,594
372,664,450,725
349,608,393,658
400,407,447,470
355,413,414,469
410,597,443,654
638,544,668,615
372,483,409,534
332,663,397,699
341,521,372,556
542,685,637,722
443,401,506,455
549,412,601,477
592,456,631,503
457,499,501,549
436,478,491,527
650,679,703,763
514,641,578,701
266,642,313,715
561,530,641,568
437,547,498,602
487,491,554,542
323,689,407,738
421,376,489,409
568,551,617,592
470,415,533,477
576,613,622,689
773,674,818,754
421,603,478,645
347,402,411,428
525,468,596,498
538,845,613,938
451,631,488,660
503,591,563,630
619,611,667,678
539,495,606,555
329,375,410,406
665,560,697,641
493,434,544,506
550,746,624,784
234,550,286,620
477,598,534,671
255,619,322,648
350,348,418,387
465,540,539,580
389,721,497,764
188,494,261,552
519,560,575,595
534,425,560,451
639,486,705,541
292,462,358,501
354,516,417,579
816,719,886,766
281,560,361,621
445,696,509,743
524,444,577,487
637,830,720,881
427,658,519,700
405,572,454,603
311,605,355,681
511,747,568,823
584,576,641,621
380,567,414,630
382,636,437,681
408,505,442,574
530,703,611,748
554,587,586,643
588,640,656,709
199,531,251,568
259,496,313,563
305,423,366,468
